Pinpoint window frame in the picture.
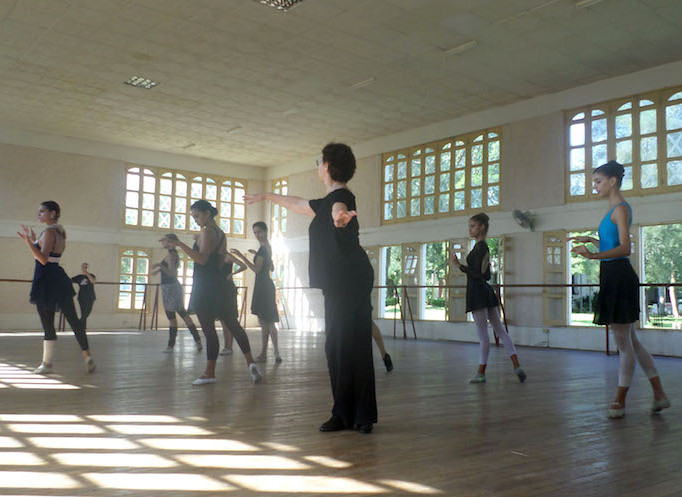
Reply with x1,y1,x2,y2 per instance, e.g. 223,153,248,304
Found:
566,85,682,201
123,164,248,238
381,127,502,225
271,178,288,238
117,248,151,312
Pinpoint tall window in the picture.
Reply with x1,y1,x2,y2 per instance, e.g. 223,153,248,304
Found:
381,245,403,318
177,253,193,309
382,128,501,224
422,242,448,321
642,223,682,329
271,178,288,237
124,165,247,237
118,249,150,310
567,85,682,200
568,230,600,327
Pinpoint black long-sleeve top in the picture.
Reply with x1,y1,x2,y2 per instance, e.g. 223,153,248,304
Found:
459,240,498,312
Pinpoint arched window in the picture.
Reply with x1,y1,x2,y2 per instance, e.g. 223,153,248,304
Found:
566,85,682,200
271,178,288,237
381,127,502,224
123,164,248,237
118,249,150,310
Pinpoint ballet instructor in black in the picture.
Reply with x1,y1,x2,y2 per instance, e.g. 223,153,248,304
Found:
246,143,377,434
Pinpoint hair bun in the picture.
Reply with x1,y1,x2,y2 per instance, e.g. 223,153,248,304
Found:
605,160,624,177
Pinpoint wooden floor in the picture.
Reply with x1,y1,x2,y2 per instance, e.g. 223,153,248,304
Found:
0,328,680,497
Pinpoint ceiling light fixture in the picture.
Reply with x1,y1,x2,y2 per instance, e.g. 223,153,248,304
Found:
350,77,375,90
445,40,478,55
124,76,159,89
575,0,603,9
255,0,306,12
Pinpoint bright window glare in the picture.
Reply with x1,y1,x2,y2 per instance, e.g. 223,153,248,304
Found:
0,471,80,489
175,454,309,470
88,415,180,423
82,472,234,491
139,438,258,452
224,475,385,493
8,424,102,434
260,441,299,452
11,383,79,390
4,379,62,384
0,452,46,465
304,455,352,469
0,437,23,448
106,424,212,435
53,452,177,468
378,479,444,494
28,437,140,450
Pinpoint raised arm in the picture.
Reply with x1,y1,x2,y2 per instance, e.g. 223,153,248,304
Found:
451,244,490,281
171,230,217,266
245,193,314,217
331,202,357,228
573,205,630,260
18,226,53,266
230,249,263,274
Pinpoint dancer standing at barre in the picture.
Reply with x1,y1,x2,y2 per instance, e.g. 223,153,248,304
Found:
450,213,525,384
18,201,95,374
246,143,377,433
167,200,262,385
231,221,282,364
71,262,96,329
570,160,669,419
151,234,202,353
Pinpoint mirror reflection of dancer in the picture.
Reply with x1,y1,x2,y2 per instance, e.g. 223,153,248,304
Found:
167,200,262,385
450,213,525,384
570,161,669,419
231,222,282,364
18,201,95,374
151,235,202,353
246,143,377,433
71,263,96,329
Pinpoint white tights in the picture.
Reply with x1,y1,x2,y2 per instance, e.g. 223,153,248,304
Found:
611,323,658,387
472,307,516,365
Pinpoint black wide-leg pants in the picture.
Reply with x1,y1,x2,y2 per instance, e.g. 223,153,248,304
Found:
323,287,377,427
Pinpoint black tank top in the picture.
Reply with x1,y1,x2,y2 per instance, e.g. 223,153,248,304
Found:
160,249,179,284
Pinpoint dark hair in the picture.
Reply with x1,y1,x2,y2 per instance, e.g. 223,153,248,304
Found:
322,143,356,183
252,221,268,233
41,201,61,220
190,199,218,217
470,212,489,234
594,160,624,187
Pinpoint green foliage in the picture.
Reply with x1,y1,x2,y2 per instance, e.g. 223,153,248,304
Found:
385,246,403,286
569,230,600,283
643,224,682,284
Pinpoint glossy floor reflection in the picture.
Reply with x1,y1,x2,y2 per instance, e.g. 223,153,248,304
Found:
1,328,681,496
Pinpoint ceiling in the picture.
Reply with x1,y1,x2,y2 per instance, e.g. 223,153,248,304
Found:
0,0,681,167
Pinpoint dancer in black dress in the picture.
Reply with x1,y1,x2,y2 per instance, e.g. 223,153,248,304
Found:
18,201,95,374
231,222,282,364
571,161,669,418
151,235,202,353
246,143,377,433
71,263,96,329
450,213,525,384
167,200,262,385
218,252,246,356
